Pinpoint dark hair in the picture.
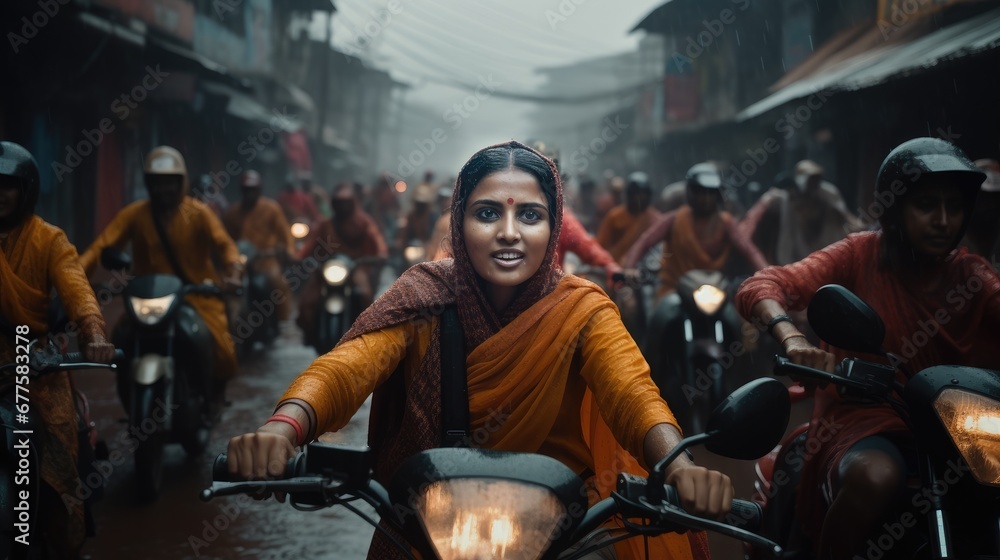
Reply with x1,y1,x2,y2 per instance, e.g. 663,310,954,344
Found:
455,142,559,226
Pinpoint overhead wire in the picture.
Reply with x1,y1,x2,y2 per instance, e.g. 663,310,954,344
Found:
325,0,652,103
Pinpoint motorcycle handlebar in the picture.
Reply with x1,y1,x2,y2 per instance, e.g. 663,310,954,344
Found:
772,355,868,391
211,451,763,534
212,452,302,483
0,349,124,374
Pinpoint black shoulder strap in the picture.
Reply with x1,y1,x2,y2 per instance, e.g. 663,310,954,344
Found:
440,305,470,447
150,210,194,285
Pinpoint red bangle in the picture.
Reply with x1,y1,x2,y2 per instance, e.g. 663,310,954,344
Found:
267,414,304,445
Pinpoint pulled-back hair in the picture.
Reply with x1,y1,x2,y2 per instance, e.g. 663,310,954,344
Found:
453,141,559,227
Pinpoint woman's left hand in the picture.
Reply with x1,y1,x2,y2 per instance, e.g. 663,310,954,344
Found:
666,465,734,520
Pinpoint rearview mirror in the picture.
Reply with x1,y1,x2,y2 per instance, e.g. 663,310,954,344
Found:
807,284,885,355
704,377,790,460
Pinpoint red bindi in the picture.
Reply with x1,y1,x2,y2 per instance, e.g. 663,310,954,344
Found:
507,198,514,205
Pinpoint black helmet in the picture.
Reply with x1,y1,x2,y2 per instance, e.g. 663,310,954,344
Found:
876,137,985,260
0,141,41,224
686,162,723,190
876,137,984,228
626,171,651,191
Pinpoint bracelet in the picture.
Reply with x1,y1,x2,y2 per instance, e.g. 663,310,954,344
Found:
766,314,793,335
778,332,807,346
266,414,304,445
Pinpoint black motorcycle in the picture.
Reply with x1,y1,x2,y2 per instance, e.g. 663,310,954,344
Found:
203,378,792,559
0,337,121,559
231,240,280,355
310,255,384,355
644,268,746,435
101,249,221,501
752,284,1000,559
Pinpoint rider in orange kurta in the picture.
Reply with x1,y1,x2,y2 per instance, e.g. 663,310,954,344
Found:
0,141,115,559
223,171,294,321
596,205,661,265
79,147,242,382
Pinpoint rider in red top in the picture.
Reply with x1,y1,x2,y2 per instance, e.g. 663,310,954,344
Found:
736,138,1000,559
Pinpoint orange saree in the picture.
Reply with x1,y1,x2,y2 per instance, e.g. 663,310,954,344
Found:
281,271,708,560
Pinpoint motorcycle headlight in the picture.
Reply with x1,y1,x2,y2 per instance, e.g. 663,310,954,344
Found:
415,478,566,560
404,245,426,263
562,261,577,276
238,254,248,265
129,294,176,325
693,284,726,315
933,388,1000,486
325,295,345,314
322,260,349,286
290,222,310,239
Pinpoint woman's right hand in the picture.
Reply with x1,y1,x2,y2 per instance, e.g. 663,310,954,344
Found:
226,426,298,500
783,336,837,387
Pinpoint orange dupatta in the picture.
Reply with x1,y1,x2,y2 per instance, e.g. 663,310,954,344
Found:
467,275,709,560
0,216,50,332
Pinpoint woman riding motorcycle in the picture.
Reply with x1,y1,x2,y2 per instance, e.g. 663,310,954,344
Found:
736,137,1000,560
225,141,733,560
0,141,115,558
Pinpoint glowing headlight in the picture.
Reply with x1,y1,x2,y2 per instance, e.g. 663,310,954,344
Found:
322,260,350,285
562,262,577,276
933,388,1000,486
290,222,310,239
693,284,726,315
129,294,176,325
416,478,566,560
325,295,345,314
404,245,426,263
238,254,248,265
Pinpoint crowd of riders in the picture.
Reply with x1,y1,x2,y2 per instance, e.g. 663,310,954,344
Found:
2,133,1000,559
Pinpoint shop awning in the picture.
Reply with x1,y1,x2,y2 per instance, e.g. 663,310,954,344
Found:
737,7,1000,121
201,81,301,132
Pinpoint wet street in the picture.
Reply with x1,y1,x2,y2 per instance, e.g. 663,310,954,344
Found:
77,325,378,560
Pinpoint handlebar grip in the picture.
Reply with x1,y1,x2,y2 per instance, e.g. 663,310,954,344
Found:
60,349,125,364
727,499,763,533
212,453,302,482
660,485,761,530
